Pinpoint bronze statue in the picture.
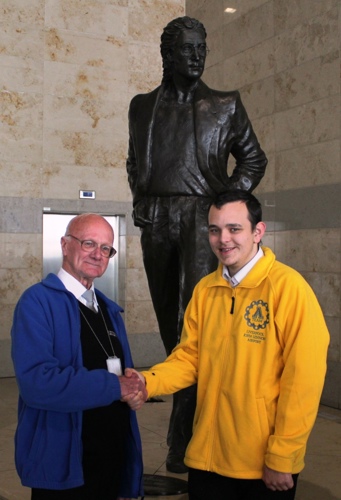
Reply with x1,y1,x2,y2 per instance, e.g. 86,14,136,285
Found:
126,16,267,473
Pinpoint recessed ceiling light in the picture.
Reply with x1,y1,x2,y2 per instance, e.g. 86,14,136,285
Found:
225,8,237,13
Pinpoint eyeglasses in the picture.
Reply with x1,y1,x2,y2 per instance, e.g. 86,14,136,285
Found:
66,234,117,258
180,44,209,57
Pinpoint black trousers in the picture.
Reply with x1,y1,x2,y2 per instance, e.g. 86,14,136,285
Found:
188,468,299,500
141,196,217,456
31,453,122,500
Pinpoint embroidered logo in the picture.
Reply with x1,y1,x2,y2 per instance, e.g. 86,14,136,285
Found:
244,300,269,330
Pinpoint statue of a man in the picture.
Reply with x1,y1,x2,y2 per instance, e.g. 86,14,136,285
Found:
126,16,267,473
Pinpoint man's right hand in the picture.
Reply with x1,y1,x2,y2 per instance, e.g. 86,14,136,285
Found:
118,371,148,410
118,372,145,398
124,367,146,384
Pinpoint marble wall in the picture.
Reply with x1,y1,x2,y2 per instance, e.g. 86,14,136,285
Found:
1,0,340,409
186,0,341,407
0,0,185,376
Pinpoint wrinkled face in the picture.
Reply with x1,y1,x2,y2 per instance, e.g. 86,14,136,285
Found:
171,28,207,82
208,201,266,276
61,216,114,287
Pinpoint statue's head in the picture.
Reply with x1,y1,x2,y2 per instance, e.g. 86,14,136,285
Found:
160,16,207,83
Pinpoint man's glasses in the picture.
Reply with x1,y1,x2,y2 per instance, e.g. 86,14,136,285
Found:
180,44,209,57
66,234,117,258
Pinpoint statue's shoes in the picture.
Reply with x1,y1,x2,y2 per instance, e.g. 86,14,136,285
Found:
166,454,189,474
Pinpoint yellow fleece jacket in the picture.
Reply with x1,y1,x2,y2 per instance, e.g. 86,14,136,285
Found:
142,247,329,479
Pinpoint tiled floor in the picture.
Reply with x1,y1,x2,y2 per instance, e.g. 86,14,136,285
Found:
0,377,340,499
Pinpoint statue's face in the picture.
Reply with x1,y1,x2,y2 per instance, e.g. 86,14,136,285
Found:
171,28,207,82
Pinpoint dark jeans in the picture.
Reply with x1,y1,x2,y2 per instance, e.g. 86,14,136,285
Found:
141,196,217,457
188,468,299,500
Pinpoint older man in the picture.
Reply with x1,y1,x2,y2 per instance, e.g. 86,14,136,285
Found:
11,213,145,500
126,16,268,471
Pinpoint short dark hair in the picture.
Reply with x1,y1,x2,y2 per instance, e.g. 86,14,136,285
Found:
160,16,207,83
210,190,262,230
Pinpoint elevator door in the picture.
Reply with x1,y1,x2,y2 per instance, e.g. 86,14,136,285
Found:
43,213,119,302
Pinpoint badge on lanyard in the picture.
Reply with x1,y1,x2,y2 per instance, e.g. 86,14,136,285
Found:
106,356,122,376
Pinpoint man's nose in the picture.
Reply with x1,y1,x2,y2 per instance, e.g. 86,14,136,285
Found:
89,245,102,258
220,229,231,242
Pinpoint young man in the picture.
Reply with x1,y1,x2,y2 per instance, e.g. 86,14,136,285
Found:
135,190,329,499
126,16,267,472
11,214,146,500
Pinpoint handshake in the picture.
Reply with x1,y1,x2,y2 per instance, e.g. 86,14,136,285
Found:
119,368,148,411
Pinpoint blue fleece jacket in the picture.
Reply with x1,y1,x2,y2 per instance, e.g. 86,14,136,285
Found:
11,273,143,497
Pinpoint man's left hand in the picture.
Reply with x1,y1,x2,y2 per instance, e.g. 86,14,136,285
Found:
121,390,147,411
262,465,294,491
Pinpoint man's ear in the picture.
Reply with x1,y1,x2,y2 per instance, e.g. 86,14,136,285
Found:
254,221,266,243
60,236,67,256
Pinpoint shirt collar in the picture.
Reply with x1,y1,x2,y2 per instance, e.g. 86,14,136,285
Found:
223,247,264,287
57,268,98,309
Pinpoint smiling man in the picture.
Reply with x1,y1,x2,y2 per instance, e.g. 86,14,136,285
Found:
11,213,145,500
136,190,330,499
126,16,268,472
208,196,266,277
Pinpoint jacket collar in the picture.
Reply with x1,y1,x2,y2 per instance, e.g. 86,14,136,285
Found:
208,247,276,289
159,79,216,107
42,273,123,312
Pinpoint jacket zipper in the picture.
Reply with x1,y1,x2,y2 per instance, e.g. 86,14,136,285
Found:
230,296,235,314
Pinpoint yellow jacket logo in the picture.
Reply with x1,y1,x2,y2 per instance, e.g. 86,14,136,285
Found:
244,300,269,330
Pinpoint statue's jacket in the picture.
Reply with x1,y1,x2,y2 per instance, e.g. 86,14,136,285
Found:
142,247,329,478
127,80,268,226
